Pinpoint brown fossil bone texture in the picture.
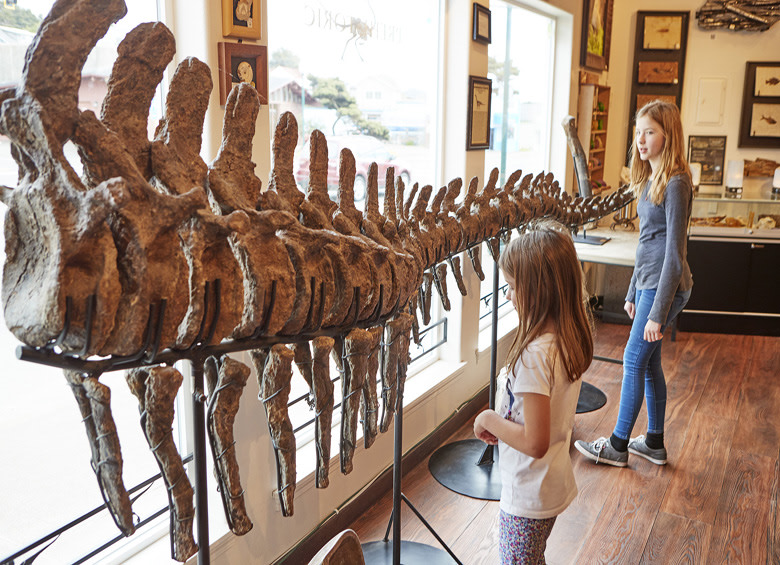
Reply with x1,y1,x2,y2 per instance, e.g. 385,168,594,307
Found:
311,336,336,488
255,344,297,517
126,366,197,561
64,370,135,537
340,328,372,474
206,355,253,536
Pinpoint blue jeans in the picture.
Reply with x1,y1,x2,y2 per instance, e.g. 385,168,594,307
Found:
613,288,691,440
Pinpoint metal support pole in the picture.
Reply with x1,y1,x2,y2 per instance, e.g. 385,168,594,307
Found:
478,259,500,466
392,389,403,564
191,358,210,565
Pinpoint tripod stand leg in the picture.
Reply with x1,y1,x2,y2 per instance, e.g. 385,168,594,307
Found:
383,509,394,543
400,494,463,564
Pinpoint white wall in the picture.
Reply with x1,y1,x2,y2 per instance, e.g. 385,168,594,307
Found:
604,0,780,191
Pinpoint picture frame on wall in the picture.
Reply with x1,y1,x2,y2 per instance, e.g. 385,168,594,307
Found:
467,76,492,150
687,135,726,185
222,0,261,40
643,15,683,49
217,42,268,106
472,3,491,44
739,62,780,148
580,0,614,71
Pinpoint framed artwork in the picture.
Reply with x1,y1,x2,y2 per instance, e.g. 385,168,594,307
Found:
580,0,614,71
687,135,726,185
472,4,491,44
467,76,492,150
222,0,261,39
625,11,689,162
643,15,683,49
739,62,780,148
217,42,268,106
637,61,678,84
754,65,780,97
636,94,677,109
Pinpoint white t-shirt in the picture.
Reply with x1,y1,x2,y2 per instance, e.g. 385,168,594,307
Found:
497,333,582,519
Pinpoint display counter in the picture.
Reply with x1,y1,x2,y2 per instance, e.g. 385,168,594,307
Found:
679,193,780,336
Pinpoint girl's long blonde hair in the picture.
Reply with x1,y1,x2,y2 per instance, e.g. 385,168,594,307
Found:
498,220,593,383
629,100,690,205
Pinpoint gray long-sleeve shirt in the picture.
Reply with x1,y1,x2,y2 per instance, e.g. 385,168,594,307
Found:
625,174,694,324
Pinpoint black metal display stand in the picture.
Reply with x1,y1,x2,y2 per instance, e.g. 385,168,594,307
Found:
428,260,503,500
361,383,460,564
572,228,610,246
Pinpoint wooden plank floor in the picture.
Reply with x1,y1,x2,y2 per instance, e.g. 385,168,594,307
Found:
348,322,780,564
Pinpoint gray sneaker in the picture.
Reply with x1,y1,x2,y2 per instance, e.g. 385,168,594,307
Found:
574,437,628,467
628,435,667,465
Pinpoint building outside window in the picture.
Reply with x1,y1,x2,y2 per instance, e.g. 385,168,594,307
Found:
479,1,557,336
267,0,440,207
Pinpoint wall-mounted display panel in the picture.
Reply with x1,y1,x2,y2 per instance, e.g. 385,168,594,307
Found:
625,11,690,162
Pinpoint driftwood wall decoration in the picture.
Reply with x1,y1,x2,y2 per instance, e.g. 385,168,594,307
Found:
697,1,780,31
0,0,633,561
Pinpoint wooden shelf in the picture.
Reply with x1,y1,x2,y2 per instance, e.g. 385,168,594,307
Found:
578,83,611,193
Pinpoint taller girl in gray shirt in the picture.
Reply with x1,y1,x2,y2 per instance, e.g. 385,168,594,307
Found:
576,100,694,468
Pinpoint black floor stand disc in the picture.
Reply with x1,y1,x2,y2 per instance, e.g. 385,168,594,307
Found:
428,439,502,500
362,540,458,564
577,381,607,413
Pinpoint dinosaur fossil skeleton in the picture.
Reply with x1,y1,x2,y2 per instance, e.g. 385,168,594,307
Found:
0,0,634,561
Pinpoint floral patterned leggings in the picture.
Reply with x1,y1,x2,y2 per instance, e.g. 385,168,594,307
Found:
499,510,556,564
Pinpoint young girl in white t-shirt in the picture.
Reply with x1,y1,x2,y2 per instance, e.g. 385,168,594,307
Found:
474,220,593,564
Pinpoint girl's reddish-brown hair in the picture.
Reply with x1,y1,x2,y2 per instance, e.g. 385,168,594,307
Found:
498,220,593,383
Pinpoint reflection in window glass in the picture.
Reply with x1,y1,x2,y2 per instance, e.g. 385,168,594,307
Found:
268,0,441,206
0,2,173,563
480,1,556,331
485,1,555,183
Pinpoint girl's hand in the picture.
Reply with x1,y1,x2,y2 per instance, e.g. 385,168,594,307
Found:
644,319,663,342
624,301,636,320
474,410,499,445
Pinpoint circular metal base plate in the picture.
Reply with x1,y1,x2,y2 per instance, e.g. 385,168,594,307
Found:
428,439,501,501
577,381,607,414
362,540,458,564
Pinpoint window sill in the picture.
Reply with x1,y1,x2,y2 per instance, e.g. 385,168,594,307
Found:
477,311,518,359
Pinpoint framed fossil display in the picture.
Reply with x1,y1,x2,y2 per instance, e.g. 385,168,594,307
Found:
739,62,780,147
472,3,491,44
687,135,727,185
625,11,690,161
467,76,492,150
218,42,268,105
643,15,684,49
637,61,679,84
580,0,614,71
637,94,677,108
754,64,780,96
222,0,261,39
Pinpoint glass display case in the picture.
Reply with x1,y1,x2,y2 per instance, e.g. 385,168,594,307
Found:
679,189,780,336
689,193,780,239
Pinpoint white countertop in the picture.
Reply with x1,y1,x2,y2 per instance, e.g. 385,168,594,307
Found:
574,228,638,267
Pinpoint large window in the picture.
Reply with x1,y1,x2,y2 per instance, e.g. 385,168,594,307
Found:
0,2,177,563
267,0,441,206
268,0,446,476
479,1,557,336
